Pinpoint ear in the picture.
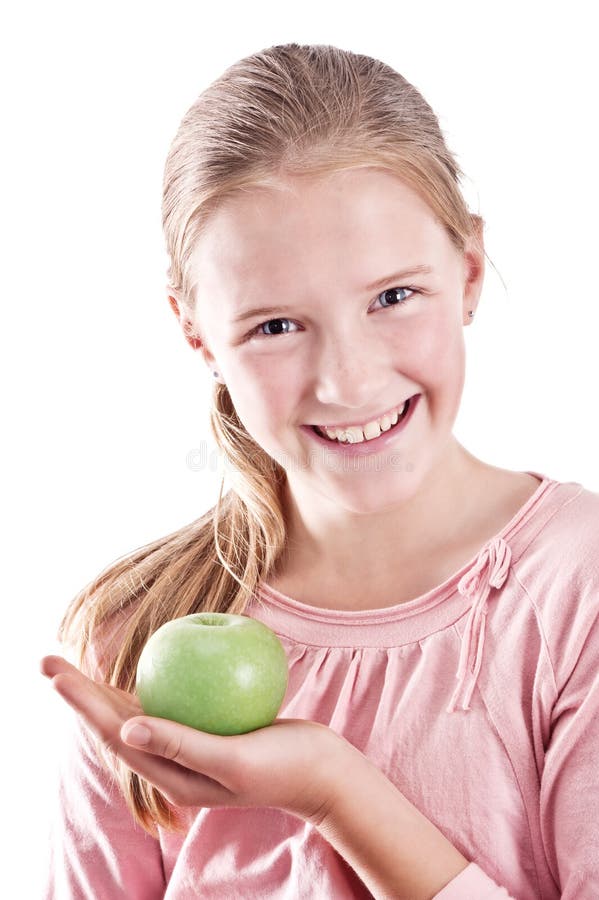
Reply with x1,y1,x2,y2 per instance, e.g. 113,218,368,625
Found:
168,294,222,377
461,215,485,324
168,294,200,350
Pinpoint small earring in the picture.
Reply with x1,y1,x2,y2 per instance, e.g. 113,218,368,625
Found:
468,310,474,318
213,371,219,378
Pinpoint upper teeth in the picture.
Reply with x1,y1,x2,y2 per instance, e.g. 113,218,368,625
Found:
319,400,408,444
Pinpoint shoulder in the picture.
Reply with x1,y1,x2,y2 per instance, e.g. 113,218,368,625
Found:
547,480,599,545
513,480,599,687
515,479,599,579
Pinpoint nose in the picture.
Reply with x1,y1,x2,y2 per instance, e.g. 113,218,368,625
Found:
311,330,391,411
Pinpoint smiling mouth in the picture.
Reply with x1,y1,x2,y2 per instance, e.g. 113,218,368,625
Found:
311,395,414,444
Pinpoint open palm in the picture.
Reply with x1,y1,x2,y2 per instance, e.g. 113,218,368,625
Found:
40,655,345,825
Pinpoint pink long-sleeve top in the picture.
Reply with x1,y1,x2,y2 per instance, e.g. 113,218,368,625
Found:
44,470,599,898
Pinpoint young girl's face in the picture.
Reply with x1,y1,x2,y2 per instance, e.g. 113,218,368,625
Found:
186,167,483,515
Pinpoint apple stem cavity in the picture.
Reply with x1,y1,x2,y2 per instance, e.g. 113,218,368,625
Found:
194,615,229,627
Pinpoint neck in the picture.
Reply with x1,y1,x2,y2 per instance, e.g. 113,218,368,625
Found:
273,439,486,589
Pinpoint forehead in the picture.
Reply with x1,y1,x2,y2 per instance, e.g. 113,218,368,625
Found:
190,168,449,292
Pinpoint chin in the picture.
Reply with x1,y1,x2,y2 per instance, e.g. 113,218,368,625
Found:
322,473,420,517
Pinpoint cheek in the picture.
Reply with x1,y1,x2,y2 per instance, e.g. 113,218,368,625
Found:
406,317,465,385
225,361,297,437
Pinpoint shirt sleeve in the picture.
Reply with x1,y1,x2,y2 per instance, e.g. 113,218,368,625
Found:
43,614,167,900
539,596,599,898
43,710,167,900
433,862,515,898
436,602,599,898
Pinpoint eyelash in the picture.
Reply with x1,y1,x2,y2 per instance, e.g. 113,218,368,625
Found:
245,286,420,340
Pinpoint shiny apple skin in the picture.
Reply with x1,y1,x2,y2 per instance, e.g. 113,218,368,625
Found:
135,612,289,736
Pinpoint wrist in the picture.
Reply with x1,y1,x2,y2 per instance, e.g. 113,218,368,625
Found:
306,731,363,827
285,726,354,827
310,739,471,899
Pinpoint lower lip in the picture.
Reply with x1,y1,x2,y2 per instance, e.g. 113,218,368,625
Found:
301,394,421,456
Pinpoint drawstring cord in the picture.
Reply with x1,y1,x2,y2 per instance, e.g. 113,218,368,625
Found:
446,537,512,713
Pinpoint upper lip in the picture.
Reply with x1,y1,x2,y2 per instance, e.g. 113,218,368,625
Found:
310,395,415,430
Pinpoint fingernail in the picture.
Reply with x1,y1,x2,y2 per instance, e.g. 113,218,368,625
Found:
123,723,151,745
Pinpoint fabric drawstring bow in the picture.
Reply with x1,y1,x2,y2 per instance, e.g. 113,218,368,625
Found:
446,536,512,713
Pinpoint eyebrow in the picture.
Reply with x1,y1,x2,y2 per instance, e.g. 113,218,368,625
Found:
230,265,435,324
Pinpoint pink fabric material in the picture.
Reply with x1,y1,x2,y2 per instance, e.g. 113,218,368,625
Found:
44,471,599,898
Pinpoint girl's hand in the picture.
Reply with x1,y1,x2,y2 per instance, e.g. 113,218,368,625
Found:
40,655,344,825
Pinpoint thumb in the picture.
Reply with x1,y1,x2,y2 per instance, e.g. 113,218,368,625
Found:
120,716,234,777
120,716,244,808
121,720,153,746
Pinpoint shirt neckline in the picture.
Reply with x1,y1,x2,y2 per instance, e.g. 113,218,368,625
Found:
248,471,559,646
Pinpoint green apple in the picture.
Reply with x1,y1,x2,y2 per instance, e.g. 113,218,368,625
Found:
135,612,289,736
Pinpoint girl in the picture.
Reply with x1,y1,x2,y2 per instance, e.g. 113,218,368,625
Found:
41,43,599,899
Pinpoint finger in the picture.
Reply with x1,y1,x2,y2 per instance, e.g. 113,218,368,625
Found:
49,672,237,795
41,655,110,691
49,673,213,800
121,716,246,807
50,672,123,744
121,716,241,793
40,655,81,679
44,654,142,714
47,661,242,807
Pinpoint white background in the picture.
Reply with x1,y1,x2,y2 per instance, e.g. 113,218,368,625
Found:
2,1,597,896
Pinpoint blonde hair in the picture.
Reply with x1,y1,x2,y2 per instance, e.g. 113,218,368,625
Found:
58,42,486,837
